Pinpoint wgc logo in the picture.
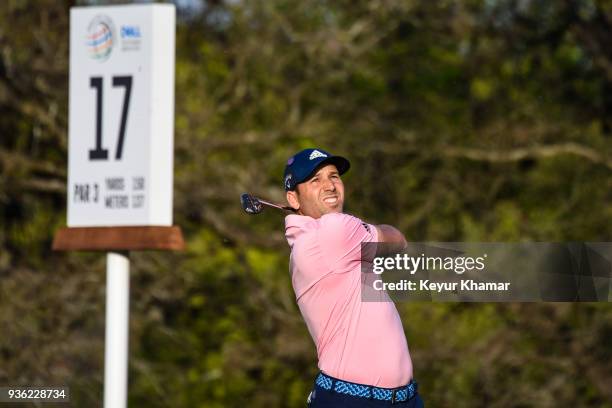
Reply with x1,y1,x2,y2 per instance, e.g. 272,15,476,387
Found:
86,15,116,62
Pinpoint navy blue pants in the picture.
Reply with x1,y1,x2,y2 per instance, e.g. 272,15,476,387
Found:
307,384,425,407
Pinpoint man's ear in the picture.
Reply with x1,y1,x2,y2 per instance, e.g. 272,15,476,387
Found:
286,190,300,211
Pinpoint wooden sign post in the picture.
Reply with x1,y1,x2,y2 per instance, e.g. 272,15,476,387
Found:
53,5,182,408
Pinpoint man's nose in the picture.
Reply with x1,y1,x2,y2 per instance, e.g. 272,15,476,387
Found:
322,178,336,191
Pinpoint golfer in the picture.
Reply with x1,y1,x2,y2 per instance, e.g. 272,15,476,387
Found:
283,148,424,407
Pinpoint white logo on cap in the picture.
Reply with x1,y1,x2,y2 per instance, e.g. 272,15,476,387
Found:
284,174,293,189
309,150,328,160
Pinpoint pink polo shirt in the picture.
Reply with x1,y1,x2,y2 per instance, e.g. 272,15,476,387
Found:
285,212,413,388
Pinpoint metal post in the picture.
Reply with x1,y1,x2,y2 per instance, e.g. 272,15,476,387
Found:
103,251,130,408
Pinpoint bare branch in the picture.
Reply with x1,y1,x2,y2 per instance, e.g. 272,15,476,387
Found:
442,143,612,171
20,178,66,195
200,207,286,248
0,148,66,178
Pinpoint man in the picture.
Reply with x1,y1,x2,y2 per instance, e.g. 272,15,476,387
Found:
283,148,424,407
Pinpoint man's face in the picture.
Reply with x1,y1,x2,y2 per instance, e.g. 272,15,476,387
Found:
286,164,345,218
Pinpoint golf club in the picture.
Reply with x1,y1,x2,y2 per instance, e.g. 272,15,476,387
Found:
241,193,296,215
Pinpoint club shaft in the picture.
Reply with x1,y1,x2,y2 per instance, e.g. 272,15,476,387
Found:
258,198,294,212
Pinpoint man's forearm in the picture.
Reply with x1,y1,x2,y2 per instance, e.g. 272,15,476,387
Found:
375,224,407,256
376,224,407,243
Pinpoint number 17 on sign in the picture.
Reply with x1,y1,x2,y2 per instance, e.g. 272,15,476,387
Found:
89,76,132,161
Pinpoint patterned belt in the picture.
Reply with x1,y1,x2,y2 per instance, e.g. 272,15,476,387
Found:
315,372,418,404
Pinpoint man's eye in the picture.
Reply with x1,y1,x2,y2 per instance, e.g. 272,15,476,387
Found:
311,178,319,183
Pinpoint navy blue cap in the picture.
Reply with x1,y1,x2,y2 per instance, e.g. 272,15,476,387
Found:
283,148,350,191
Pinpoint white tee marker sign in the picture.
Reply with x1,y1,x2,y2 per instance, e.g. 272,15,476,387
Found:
68,4,175,227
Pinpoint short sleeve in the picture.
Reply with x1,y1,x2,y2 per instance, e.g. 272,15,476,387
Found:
317,213,378,272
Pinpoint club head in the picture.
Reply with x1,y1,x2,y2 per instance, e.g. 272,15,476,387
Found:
241,193,263,215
